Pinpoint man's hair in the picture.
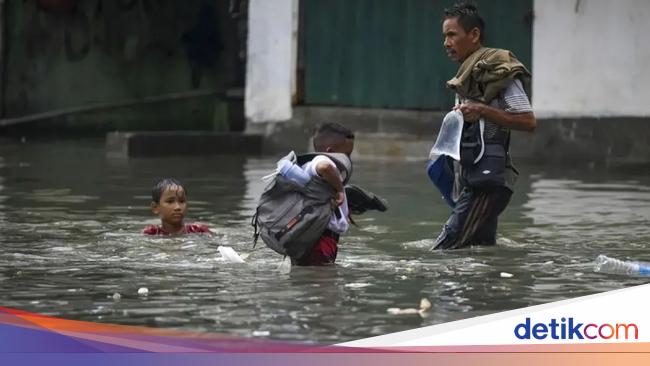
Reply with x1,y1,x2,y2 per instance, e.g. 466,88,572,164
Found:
151,178,185,203
312,122,354,151
443,2,485,42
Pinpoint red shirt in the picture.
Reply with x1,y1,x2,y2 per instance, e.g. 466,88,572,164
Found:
143,223,213,235
294,235,338,266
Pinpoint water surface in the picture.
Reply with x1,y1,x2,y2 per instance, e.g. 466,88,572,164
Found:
1,140,649,343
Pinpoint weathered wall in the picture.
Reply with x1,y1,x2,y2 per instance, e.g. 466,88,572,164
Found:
253,106,650,166
533,0,650,117
245,0,296,123
3,0,242,134
301,0,532,110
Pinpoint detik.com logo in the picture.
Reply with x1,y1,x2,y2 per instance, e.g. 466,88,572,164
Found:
514,317,638,340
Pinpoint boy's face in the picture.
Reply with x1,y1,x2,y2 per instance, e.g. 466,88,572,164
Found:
151,185,187,227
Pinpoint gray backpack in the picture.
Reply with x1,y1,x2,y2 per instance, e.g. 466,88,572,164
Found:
252,153,352,259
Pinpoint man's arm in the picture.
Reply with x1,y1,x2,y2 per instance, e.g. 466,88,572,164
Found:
458,78,536,132
458,102,536,131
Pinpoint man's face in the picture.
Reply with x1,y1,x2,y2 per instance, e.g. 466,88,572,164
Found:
151,185,187,227
443,17,480,62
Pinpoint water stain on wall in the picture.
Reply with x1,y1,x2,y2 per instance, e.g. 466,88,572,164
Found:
5,0,241,132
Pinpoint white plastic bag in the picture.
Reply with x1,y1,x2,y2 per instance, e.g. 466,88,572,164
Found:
429,110,464,161
217,246,245,263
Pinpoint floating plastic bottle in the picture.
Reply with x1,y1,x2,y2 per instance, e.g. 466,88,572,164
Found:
594,255,650,276
261,151,311,185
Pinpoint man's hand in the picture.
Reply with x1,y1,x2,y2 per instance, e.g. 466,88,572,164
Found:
455,100,536,131
457,101,484,122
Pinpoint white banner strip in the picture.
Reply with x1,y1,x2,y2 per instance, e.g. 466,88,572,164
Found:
341,284,650,347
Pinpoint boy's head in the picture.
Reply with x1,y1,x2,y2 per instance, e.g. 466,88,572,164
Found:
150,178,187,227
312,122,355,156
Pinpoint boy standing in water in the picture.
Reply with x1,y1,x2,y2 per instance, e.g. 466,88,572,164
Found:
294,122,355,266
143,178,213,235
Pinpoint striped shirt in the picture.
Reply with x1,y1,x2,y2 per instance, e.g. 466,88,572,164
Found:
483,78,532,140
496,78,532,113
455,78,532,193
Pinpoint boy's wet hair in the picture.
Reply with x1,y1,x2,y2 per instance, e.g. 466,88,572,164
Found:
443,1,485,42
312,122,354,151
151,178,185,203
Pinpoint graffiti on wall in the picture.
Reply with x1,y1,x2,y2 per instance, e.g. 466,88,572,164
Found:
22,0,223,88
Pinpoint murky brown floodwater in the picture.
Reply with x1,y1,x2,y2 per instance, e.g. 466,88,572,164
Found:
1,139,649,343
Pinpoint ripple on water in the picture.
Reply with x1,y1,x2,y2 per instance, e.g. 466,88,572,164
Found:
2,143,650,343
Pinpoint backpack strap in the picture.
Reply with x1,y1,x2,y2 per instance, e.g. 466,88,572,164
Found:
296,153,352,185
251,208,260,247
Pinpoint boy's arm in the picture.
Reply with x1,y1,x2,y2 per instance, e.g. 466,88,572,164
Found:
315,161,345,205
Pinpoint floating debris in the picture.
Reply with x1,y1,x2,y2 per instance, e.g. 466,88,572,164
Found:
138,287,149,296
420,298,432,312
252,330,270,337
344,283,372,289
112,293,121,301
217,246,245,263
278,257,292,274
387,298,431,316
500,272,514,278
387,307,419,315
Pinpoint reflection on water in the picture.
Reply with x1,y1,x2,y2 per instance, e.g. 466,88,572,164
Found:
0,140,649,343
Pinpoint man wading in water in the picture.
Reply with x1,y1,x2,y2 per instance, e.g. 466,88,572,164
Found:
432,2,536,250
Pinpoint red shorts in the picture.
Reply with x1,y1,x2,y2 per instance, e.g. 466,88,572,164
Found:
294,235,339,266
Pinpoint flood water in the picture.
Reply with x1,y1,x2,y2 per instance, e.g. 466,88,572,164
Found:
1,139,649,344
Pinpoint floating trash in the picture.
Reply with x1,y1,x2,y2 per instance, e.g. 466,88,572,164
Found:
112,293,121,300
387,298,431,316
138,287,149,296
420,298,432,312
500,272,514,278
278,257,291,274
594,255,650,276
387,307,419,315
217,246,245,263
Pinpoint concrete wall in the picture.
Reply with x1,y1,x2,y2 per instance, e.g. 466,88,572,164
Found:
3,0,241,135
245,0,296,123
533,0,650,117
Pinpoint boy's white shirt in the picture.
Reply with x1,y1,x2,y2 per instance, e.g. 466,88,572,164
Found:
301,155,349,234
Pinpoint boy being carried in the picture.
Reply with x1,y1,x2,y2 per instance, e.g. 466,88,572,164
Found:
293,122,355,266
